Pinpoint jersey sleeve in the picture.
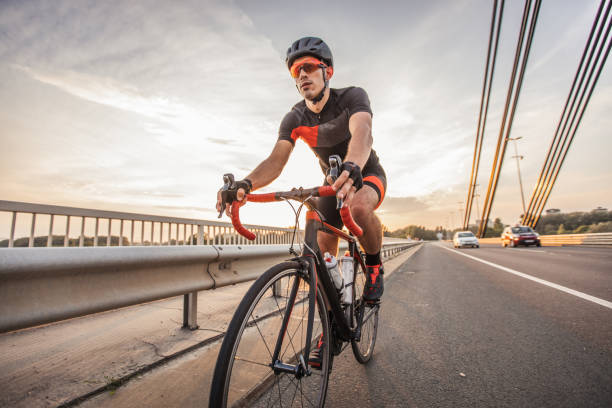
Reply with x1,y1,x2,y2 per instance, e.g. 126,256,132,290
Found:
345,87,373,117
278,110,298,145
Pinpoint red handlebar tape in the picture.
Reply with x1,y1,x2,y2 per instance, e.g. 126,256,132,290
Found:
245,192,277,202
231,185,363,240
317,186,336,196
230,201,256,240
340,206,363,237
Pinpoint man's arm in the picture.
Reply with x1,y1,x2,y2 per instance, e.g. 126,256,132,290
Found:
246,140,294,191
217,140,293,215
345,111,373,168
330,111,373,202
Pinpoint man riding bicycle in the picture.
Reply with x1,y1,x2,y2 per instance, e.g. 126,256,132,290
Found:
216,36,386,302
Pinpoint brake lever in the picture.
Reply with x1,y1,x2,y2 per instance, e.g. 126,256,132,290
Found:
218,173,235,218
328,155,343,209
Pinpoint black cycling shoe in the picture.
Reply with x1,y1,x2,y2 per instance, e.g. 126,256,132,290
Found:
308,334,325,370
363,264,384,302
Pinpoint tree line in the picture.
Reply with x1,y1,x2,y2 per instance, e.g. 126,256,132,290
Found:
383,208,611,240
533,208,612,235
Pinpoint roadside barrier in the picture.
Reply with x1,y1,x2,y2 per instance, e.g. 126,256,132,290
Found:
0,200,295,248
0,241,419,334
478,232,612,246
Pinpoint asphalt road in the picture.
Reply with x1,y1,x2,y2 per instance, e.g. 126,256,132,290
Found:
2,243,610,407
325,242,612,407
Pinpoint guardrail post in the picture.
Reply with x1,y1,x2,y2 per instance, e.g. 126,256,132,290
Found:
183,292,199,330
9,212,16,248
64,216,70,247
197,225,204,245
48,214,54,247
79,217,85,247
107,219,112,247
94,217,99,246
29,213,36,247
186,223,203,330
130,220,135,246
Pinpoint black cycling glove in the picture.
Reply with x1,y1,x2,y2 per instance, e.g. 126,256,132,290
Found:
340,161,363,191
235,178,252,195
219,175,253,218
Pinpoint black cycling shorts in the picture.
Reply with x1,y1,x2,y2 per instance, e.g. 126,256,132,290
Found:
315,166,387,230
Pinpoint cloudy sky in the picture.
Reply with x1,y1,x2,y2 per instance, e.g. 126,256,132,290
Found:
0,0,610,237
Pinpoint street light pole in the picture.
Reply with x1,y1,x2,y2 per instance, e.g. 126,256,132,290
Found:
457,201,463,230
507,136,526,221
474,192,481,226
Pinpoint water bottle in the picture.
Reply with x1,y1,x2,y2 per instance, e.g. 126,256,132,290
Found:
324,252,344,293
340,252,354,305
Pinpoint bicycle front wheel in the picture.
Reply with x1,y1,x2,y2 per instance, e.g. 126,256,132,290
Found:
209,261,331,407
350,259,379,363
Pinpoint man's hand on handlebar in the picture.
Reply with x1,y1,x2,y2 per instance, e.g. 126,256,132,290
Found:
216,188,248,217
326,171,356,206
326,157,363,207
216,175,252,218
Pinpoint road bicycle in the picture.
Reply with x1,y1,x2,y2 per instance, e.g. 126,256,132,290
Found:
209,157,380,407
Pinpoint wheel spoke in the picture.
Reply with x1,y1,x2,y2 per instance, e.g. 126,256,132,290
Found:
266,374,276,407
289,375,299,407
279,297,306,360
250,313,275,361
234,356,271,368
281,297,318,362
350,262,379,364
211,264,329,407
276,373,283,407
272,277,301,360
289,376,317,408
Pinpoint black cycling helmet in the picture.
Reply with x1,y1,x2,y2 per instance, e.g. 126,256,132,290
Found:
286,37,334,103
286,36,333,69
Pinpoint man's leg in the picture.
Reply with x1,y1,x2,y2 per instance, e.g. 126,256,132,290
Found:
318,231,339,256
349,185,382,254
349,185,384,301
317,184,382,255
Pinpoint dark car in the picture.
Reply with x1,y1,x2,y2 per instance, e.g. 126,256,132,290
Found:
501,226,541,247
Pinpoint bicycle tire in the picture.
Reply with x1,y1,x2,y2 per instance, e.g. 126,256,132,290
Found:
350,259,379,363
209,261,331,407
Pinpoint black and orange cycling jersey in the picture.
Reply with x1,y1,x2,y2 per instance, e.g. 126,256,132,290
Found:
278,86,386,228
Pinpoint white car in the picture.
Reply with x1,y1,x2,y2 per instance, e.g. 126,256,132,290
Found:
453,231,480,248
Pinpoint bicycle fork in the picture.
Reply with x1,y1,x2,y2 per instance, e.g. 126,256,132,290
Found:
270,257,316,379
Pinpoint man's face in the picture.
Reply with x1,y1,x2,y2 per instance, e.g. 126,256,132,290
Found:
292,59,325,100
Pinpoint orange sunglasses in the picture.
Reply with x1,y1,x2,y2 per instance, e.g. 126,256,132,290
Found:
289,56,328,78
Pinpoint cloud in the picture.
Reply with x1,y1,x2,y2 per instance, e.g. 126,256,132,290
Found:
16,65,198,120
377,190,463,230
378,196,429,215
0,0,610,230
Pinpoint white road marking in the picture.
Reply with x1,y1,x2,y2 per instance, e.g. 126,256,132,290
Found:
513,248,547,253
439,245,612,310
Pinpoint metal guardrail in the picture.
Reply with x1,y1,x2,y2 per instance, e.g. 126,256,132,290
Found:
541,232,612,246
0,200,296,248
0,241,419,334
478,232,612,246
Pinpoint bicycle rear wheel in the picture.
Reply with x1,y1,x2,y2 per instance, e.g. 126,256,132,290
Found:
350,259,379,363
209,261,331,407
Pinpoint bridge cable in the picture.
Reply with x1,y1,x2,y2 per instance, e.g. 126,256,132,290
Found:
524,0,612,226
527,3,612,228
523,1,609,226
478,0,542,237
463,0,505,230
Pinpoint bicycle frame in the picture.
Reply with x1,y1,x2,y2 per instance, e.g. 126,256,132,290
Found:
228,185,372,375
269,210,365,377
301,208,366,342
